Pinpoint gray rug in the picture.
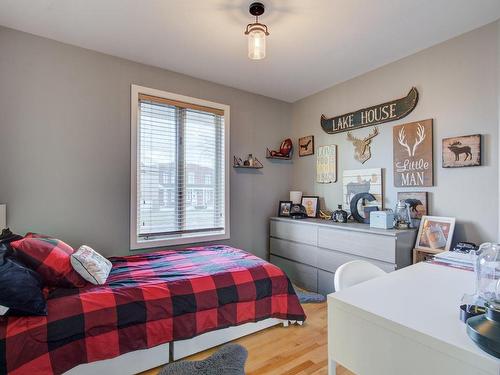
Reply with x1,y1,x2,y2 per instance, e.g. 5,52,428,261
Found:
159,344,248,375
293,284,326,303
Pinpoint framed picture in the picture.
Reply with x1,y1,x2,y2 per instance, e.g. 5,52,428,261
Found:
278,201,292,217
397,192,428,220
299,135,314,157
342,168,383,213
393,119,433,187
442,134,481,168
316,145,337,183
301,196,319,218
416,216,456,251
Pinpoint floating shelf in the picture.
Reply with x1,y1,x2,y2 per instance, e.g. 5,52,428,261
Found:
233,155,263,169
233,165,263,169
265,148,292,160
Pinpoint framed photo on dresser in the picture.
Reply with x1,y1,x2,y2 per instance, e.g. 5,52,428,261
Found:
301,196,319,218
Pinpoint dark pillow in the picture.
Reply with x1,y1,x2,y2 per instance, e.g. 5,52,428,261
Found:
0,243,47,316
10,236,87,288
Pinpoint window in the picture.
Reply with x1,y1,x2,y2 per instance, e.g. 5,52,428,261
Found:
131,85,230,249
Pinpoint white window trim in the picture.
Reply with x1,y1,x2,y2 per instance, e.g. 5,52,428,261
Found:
130,84,230,250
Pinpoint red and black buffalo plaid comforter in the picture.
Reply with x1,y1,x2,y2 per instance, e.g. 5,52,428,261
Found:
0,245,305,374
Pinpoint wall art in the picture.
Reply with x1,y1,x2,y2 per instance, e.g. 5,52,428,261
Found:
316,145,337,183
416,216,456,251
346,126,379,163
397,191,428,220
301,196,319,218
442,134,481,168
393,119,433,187
299,135,314,156
321,87,418,134
342,168,383,213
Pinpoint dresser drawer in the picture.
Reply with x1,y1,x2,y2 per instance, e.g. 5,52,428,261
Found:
316,247,396,274
318,269,335,296
270,220,317,246
270,255,317,292
269,238,318,267
318,227,396,263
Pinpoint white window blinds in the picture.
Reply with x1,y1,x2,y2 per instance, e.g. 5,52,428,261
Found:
136,93,226,241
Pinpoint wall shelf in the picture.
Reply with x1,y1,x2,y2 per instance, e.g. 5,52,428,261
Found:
233,155,263,169
266,148,292,160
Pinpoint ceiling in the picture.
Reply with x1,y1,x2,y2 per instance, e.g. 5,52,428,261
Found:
0,1,499,102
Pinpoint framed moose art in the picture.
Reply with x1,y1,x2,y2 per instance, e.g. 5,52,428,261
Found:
442,134,481,168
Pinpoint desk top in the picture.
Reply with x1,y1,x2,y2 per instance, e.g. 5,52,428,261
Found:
328,262,499,371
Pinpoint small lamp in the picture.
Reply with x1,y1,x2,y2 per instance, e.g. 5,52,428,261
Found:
244,2,269,60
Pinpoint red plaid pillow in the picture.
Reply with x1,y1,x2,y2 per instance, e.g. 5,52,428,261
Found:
11,237,87,288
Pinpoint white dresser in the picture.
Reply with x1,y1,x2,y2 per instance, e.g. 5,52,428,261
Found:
269,217,417,294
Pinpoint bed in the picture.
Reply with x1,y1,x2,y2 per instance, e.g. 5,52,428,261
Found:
0,245,306,375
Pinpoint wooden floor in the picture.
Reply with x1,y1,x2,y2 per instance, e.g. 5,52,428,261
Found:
140,302,354,375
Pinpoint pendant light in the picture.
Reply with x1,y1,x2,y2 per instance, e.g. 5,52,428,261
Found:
244,2,269,60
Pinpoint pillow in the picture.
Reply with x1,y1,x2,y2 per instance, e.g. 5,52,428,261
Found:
11,236,87,288
70,245,112,285
0,243,47,316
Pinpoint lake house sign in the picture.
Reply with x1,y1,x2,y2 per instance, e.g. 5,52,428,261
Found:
320,87,419,135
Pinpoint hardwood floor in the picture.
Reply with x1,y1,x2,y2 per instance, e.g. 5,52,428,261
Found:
140,302,354,375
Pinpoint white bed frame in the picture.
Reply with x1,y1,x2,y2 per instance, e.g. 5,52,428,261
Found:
64,318,292,375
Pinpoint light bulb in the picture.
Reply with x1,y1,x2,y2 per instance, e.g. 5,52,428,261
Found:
248,28,266,60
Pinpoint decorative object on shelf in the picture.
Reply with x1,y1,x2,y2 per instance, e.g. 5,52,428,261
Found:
278,201,292,217
233,155,263,169
266,138,293,159
350,192,378,224
332,205,348,223
346,126,379,164
298,135,314,157
289,191,303,204
0,204,6,230
316,145,337,183
289,204,308,219
442,134,481,168
301,196,319,218
342,168,383,213
466,242,500,359
370,210,395,229
320,87,418,134
394,200,412,229
393,119,433,187
244,2,269,60
416,215,455,252
319,210,332,220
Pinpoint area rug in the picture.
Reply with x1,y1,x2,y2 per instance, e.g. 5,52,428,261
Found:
293,284,327,303
159,343,247,375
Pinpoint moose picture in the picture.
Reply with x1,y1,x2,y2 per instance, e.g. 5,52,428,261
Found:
442,134,481,168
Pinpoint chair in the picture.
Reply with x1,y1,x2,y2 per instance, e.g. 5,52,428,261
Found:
334,260,387,292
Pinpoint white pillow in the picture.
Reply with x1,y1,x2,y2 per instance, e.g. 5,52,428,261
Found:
0,305,9,315
70,245,112,285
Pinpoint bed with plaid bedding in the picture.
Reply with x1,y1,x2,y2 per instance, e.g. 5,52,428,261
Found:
0,245,306,375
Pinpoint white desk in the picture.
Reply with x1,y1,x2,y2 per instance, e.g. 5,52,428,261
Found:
328,262,500,375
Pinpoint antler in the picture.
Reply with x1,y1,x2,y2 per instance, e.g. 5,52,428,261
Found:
364,126,379,141
346,132,358,143
411,123,426,156
398,127,412,157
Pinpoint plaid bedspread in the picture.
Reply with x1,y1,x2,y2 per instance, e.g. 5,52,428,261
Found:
0,245,305,374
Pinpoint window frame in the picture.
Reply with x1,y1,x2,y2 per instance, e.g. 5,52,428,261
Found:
130,84,230,250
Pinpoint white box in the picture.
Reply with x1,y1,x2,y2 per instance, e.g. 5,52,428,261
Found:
370,211,394,229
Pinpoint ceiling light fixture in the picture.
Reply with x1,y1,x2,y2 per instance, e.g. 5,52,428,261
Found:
244,2,269,60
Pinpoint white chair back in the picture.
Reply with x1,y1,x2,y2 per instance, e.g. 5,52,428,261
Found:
334,260,387,292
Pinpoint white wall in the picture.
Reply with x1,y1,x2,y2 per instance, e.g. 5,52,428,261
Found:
290,21,499,245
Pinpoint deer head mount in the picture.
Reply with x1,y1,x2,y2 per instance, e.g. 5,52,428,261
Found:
398,123,426,157
346,126,379,164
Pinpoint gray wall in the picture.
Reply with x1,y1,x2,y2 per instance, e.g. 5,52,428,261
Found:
0,26,292,258
290,21,499,245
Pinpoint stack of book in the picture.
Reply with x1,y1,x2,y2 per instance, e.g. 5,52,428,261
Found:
432,250,475,271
